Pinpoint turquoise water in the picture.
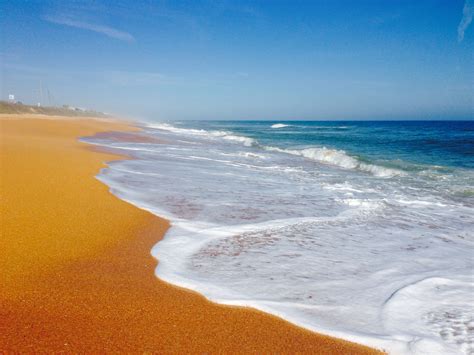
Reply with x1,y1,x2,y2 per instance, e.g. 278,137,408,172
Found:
84,120,474,354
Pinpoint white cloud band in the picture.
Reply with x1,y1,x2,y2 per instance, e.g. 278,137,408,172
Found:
458,0,473,42
45,16,134,42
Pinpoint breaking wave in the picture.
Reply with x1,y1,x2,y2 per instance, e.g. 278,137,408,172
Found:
265,146,404,178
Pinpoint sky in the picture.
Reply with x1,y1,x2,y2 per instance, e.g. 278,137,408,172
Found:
1,0,473,120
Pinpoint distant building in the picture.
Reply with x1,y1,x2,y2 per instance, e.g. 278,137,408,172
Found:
8,94,16,103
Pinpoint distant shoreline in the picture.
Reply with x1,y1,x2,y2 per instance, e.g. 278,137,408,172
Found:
0,101,110,118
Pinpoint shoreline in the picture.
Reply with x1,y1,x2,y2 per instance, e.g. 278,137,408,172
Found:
0,114,381,353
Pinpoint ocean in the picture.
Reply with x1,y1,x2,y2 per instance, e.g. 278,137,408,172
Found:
83,120,474,354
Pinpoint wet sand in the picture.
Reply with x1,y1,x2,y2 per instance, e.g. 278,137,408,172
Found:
0,115,382,353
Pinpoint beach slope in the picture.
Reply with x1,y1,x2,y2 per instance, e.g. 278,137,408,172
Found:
0,115,380,353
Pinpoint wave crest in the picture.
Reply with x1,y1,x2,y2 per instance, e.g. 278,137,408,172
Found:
271,123,290,129
266,146,404,178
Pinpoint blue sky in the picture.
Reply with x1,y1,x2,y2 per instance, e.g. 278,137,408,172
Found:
1,0,473,120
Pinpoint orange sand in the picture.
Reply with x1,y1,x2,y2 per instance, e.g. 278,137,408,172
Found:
0,115,382,353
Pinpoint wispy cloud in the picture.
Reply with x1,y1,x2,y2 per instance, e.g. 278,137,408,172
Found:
458,0,473,42
45,15,134,42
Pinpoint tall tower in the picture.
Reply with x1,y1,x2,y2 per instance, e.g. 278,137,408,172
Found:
38,80,43,107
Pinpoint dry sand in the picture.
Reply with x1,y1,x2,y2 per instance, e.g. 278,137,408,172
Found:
0,115,382,353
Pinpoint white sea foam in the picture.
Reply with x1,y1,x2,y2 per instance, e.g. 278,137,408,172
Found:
382,276,474,354
84,122,474,354
271,123,290,128
220,151,268,159
148,122,257,147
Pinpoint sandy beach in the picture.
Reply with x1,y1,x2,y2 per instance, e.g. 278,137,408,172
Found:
0,115,381,353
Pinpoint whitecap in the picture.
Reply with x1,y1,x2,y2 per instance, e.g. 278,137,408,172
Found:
271,123,290,129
